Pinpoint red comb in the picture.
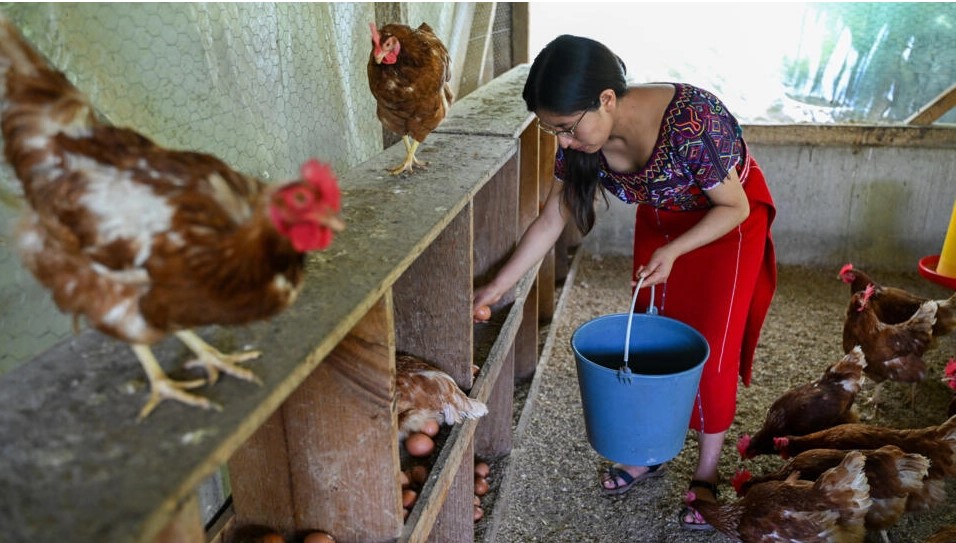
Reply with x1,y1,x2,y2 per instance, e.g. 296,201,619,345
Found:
945,359,956,389
731,469,752,496
773,437,790,459
735,434,752,459
839,263,854,281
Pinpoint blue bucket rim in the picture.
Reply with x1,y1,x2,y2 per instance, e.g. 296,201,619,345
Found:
571,312,710,379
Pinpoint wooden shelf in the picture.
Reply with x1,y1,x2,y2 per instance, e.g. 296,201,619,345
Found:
0,65,552,543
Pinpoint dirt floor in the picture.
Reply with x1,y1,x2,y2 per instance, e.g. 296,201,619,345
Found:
476,252,956,543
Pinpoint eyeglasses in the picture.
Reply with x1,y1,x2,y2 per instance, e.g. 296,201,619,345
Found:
536,103,595,138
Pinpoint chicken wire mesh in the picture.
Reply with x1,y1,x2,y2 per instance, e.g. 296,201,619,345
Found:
0,2,512,383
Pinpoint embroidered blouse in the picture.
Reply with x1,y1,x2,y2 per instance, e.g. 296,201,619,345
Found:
553,83,747,211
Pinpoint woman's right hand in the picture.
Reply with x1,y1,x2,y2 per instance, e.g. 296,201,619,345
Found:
472,283,503,322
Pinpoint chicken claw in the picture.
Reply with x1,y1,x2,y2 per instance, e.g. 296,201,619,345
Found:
133,344,218,420
176,330,263,385
387,136,428,175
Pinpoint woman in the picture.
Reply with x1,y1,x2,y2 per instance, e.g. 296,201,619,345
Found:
472,35,777,531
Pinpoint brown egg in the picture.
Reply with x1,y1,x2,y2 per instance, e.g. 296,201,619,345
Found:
473,505,484,522
473,476,489,496
260,534,284,543
472,364,480,377
405,432,435,457
421,418,440,437
400,470,411,489
409,464,430,486
474,305,492,322
303,532,336,543
402,488,418,509
474,461,490,478
473,495,481,506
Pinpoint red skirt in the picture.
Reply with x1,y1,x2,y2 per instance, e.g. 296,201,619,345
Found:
632,156,776,433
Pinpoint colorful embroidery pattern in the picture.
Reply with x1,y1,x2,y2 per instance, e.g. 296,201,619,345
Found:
554,83,745,211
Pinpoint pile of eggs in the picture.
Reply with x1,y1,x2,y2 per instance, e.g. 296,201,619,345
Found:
399,417,493,524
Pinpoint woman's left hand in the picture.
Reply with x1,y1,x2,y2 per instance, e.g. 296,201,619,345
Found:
633,245,678,287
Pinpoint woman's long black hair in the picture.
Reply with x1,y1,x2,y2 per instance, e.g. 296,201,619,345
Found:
523,35,628,234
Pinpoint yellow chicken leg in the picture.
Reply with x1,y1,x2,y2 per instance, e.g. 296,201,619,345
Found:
176,330,263,385
132,344,215,420
387,136,427,175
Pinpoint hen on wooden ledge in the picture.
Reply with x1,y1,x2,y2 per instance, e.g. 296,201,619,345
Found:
0,17,344,419
367,22,454,176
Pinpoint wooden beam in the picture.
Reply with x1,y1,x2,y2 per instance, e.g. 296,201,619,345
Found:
905,83,956,125
743,123,956,149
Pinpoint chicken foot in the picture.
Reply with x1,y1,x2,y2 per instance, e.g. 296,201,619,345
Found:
132,344,216,420
387,136,427,175
176,330,263,386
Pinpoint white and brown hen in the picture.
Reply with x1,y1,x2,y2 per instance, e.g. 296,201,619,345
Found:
732,446,930,542
689,450,871,543
843,284,937,410
0,17,344,419
367,22,453,175
773,414,956,512
396,354,487,440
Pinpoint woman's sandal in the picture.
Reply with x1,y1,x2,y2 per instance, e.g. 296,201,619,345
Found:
599,463,666,496
678,479,719,532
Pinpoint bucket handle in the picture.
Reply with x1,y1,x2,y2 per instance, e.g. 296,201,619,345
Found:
619,276,656,382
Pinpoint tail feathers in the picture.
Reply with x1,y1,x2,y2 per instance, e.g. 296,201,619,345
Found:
441,395,488,425
816,451,871,522
895,453,931,494
908,300,937,335
936,293,956,335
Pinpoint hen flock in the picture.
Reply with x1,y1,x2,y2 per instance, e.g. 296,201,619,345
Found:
0,17,458,419
720,263,956,542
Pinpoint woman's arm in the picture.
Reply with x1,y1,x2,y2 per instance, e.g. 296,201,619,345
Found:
473,180,571,314
635,167,750,286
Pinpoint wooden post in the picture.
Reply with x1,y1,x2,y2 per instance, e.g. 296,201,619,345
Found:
393,207,474,386
228,296,401,543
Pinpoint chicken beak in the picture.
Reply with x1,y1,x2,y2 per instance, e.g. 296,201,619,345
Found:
319,212,345,233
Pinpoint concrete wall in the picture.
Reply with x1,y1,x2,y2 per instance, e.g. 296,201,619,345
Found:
584,128,956,274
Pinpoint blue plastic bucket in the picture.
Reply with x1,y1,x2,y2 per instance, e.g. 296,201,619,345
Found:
570,283,709,466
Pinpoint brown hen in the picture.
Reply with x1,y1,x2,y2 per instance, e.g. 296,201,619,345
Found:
367,22,454,176
732,446,930,542
0,17,344,419
843,284,937,409
689,450,871,543
773,414,956,512
395,354,487,440
736,346,866,459
839,263,956,338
